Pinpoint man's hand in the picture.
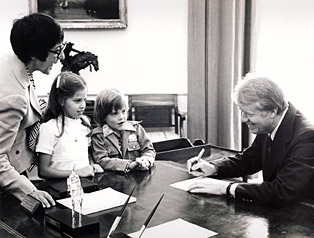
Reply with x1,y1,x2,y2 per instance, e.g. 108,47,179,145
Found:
30,190,56,208
186,157,217,176
187,177,229,195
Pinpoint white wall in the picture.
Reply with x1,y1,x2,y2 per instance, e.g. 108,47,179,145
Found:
0,0,188,97
256,0,314,123
0,1,29,53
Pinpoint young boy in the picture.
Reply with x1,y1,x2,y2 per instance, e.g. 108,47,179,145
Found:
91,89,155,172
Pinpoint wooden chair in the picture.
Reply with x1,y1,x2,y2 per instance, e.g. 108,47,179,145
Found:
127,94,186,142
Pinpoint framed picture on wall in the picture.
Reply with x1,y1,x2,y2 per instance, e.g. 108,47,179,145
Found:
28,0,127,29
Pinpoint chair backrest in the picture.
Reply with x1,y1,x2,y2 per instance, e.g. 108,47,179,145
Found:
84,99,96,128
128,94,177,107
127,94,183,132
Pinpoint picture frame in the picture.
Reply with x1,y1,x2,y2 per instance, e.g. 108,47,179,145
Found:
28,0,127,29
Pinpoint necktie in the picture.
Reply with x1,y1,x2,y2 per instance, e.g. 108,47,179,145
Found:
267,136,272,159
119,131,126,159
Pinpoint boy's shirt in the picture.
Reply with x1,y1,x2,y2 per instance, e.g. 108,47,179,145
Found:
91,121,155,171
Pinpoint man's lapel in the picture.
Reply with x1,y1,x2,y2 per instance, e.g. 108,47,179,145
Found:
263,104,296,180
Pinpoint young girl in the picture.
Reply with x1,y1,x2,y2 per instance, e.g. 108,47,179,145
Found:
36,71,103,179
91,89,155,172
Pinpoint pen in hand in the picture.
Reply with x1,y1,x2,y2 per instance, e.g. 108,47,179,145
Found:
189,148,205,173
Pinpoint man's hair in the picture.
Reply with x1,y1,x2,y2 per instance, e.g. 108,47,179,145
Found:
10,13,64,64
233,73,288,114
94,89,128,127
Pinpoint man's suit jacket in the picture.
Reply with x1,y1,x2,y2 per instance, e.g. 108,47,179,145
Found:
213,103,314,206
0,54,42,201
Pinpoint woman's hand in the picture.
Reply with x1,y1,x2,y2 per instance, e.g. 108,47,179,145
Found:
30,189,56,208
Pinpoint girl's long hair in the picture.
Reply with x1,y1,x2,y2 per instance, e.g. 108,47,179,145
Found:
42,71,87,137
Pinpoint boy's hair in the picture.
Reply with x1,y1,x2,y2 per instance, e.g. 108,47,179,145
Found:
42,71,87,137
94,89,128,127
10,13,64,64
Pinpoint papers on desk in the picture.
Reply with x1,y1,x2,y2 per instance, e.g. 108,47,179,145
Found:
128,218,217,238
170,177,210,191
57,187,136,215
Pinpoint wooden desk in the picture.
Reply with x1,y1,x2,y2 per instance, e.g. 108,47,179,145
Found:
1,158,314,237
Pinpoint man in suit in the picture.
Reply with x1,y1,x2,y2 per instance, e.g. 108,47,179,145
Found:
187,74,314,207
0,13,65,208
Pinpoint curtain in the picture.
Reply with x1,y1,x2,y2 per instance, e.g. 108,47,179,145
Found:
187,0,256,151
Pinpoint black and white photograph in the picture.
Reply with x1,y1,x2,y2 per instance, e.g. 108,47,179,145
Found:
1,0,314,237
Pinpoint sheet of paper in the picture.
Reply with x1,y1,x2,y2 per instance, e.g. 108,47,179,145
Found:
170,177,212,191
57,187,136,215
128,218,218,238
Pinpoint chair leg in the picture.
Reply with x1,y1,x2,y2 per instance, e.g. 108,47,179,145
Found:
174,111,179,135
179,117,184,137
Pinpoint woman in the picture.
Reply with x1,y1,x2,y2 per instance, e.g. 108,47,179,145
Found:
0,13,65,208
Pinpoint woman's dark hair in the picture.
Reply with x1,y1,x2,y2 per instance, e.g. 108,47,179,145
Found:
10,13,64,64
94,89,128,127
42,72,87,137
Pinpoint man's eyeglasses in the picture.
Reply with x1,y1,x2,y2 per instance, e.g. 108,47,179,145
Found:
48,42,67,59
